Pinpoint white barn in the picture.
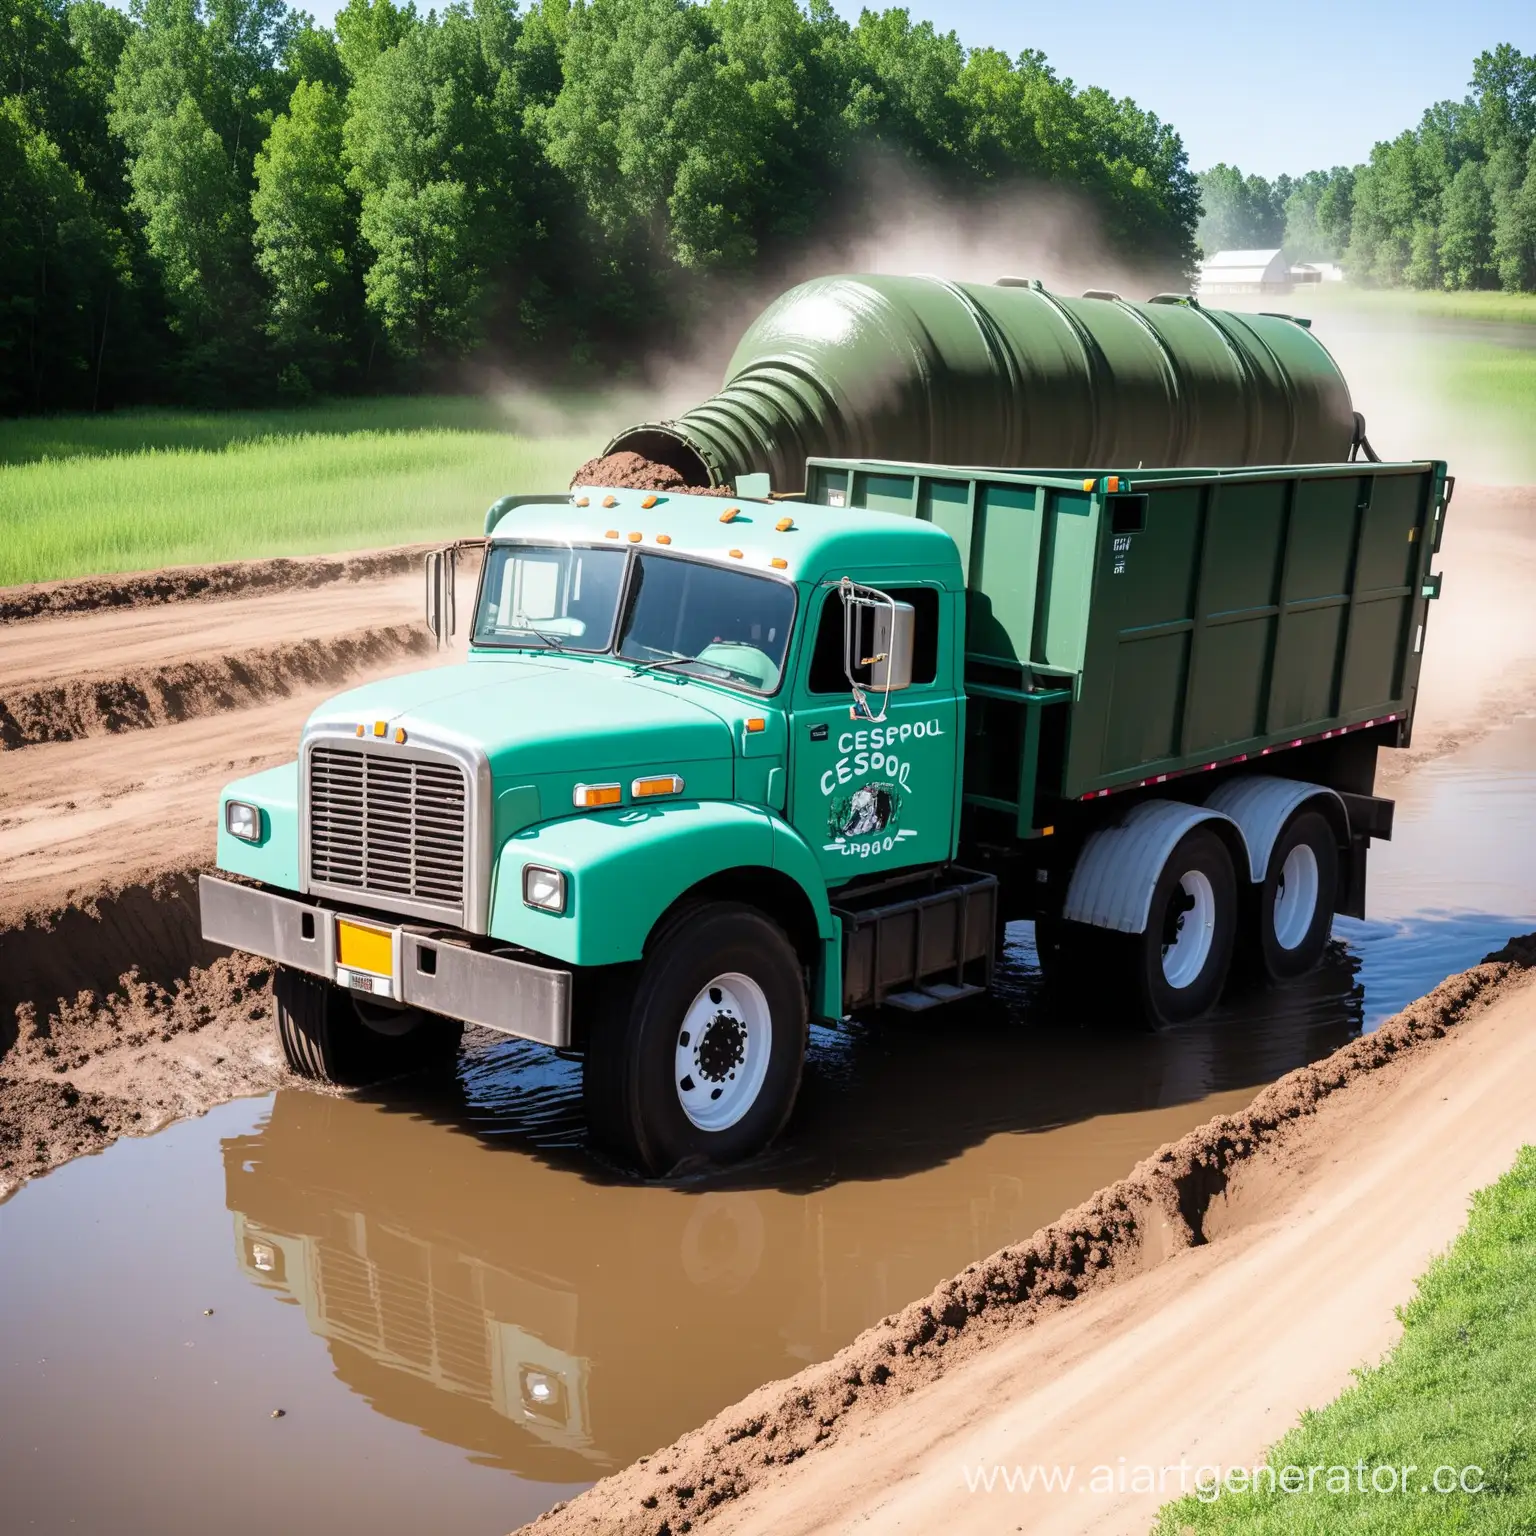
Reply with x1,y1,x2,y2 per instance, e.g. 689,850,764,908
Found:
1197,249,1291,295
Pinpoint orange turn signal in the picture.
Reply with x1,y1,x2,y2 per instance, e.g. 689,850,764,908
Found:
355,723,365,737
373,720,387,738
394,727,407,744
572,782,622,809
632,774,684,799
746,717,766,734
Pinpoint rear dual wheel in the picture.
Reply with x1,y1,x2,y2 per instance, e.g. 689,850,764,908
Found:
273,966,463,1085
1256,810,1338,980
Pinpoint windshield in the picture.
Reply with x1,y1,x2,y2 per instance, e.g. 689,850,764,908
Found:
616,553,795,693
473,544,627,651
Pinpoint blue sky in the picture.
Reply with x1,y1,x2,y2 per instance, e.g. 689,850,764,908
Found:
249,0,1531,178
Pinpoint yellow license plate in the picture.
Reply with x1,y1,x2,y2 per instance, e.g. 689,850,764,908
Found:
336,919,394,977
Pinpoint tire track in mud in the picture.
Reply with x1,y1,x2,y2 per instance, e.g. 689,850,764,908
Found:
0,623,432,748
0,545,438,625
522,936,1536,1536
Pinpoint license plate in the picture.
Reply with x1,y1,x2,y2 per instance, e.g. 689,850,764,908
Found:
336,919,394,978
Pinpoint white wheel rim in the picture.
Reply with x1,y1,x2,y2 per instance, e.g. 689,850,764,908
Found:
1273,843,1320,951
674,972,772,1132
1161,869,1216,989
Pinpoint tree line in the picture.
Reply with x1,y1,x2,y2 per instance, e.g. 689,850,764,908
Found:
1197,45,1536,292
0,0,1200,415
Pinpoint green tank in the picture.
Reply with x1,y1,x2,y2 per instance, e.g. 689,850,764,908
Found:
607,274,1359,490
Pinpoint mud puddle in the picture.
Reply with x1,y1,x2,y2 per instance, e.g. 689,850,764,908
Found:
5,718,1536,1535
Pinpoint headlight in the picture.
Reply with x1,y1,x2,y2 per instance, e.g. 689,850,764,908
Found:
225,800,261,842
522,864,567,913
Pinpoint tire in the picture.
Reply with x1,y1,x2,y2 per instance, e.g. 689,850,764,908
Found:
582,902,808,1175
273,965,463,1086
1258,810,1338,980
1133,825,1238,1027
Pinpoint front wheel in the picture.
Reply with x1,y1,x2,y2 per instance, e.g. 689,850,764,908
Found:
273,966,463,1086
582,903,808,1175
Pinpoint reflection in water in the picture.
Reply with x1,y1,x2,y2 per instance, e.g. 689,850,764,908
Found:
222,936,1369,1481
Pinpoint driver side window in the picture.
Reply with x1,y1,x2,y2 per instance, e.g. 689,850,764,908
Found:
806,586,940,693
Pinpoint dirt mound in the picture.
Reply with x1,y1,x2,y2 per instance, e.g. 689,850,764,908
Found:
571,452,737,497
0,545,435,626
521,936,1536,1536
0,872,283,1201
0,623,430,749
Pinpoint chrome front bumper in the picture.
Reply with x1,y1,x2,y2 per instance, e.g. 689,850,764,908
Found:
199,874,571,1048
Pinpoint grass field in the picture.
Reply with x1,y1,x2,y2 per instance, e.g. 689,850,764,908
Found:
0,396,606,587
1155,1146,1536,1533
1299,285,1536,328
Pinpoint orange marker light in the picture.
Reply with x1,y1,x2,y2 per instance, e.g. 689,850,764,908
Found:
770,556,788,569
394,727,407,744
627,530,642,543
572,782,622,809
656,533,672,545
632,774,685,799
605,529,620,539
728,548,743,559
775,516,794,532
575,496,590,507
1081,478,1096,492
1107,475,1120,492
745,718,766,734
719,507,739,523
602,494,618,508
355,723,365,737
1041,825,1055,836
640,494,658,509
373,720,387,737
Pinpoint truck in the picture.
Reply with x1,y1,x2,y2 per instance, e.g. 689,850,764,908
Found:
200,275,1451,1174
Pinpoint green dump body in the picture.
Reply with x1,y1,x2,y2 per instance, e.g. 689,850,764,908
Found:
610,275,1358,491
804,456,1450,831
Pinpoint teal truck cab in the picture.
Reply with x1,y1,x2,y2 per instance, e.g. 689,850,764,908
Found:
202,450,1449,1174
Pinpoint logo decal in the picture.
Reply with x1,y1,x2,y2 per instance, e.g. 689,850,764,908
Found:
818,719,942,860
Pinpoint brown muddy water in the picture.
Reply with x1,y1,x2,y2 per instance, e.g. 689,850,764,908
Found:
4,717,1536,1536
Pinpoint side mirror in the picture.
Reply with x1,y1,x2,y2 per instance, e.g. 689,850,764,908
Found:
839,577,914,721
425,546,457,648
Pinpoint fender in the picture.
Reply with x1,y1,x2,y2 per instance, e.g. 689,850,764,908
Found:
490,802,840,1005
1205,775,1348,882
1063,799,1243,934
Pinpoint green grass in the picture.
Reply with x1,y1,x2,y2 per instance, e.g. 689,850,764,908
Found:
1155,1145,1536,1534
0,396,606,586
1299,286,1536,328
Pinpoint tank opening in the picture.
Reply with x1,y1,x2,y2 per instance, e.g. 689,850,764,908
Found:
600,427,715,488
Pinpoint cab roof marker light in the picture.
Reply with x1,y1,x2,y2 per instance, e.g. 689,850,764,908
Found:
575,496,590,507
728,548,743,559
1107,476,1120,492
640,494,659,509
719,507,740,523
656,533,672,545
572,782,622,809
770,556,788,569
604,529,620,539
1081,478,1096,492
602,494,618,508
774,516,794,531
628,531,643,542
632,774,684,798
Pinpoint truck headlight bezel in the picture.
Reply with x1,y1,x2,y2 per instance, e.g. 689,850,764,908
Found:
522,864,567,914
225,800,262,843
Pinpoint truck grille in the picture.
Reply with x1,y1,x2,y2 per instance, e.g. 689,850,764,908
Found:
308,745,468,914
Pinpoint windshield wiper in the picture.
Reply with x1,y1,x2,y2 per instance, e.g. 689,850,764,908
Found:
502,622,567,651
629,652,750,683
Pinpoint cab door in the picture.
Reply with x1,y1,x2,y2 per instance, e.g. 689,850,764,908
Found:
787,579,961,884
